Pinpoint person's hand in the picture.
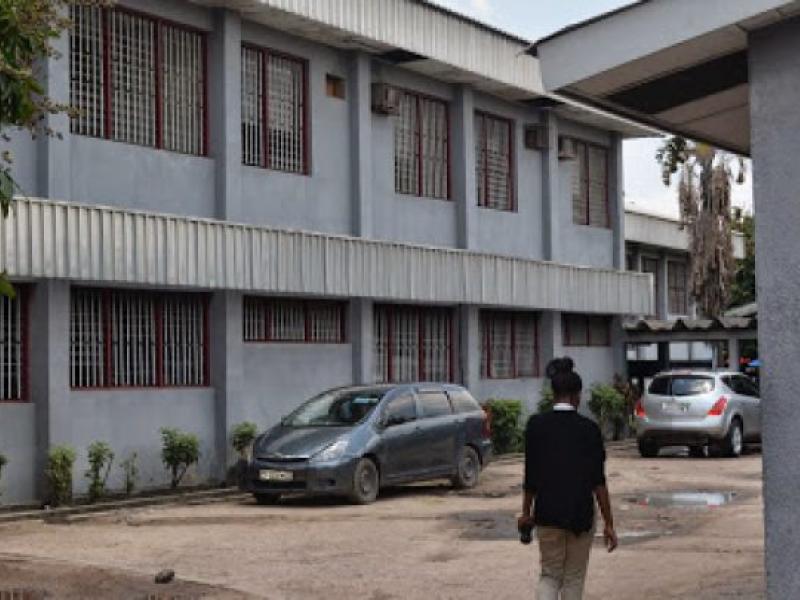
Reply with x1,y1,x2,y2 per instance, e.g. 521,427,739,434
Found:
603,523,618,553
518,515,533,530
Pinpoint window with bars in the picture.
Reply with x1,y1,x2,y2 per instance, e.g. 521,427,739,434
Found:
394,91,450,199
70,6,207,156
571,140,609,227
642,257,660,317
0,291,26,402
668,261,689,315
70,289,209,389
475,112,514,211
243,298,346,343
480,312,539,379
374,305,454,383
241,46,308,174
562,314,611,347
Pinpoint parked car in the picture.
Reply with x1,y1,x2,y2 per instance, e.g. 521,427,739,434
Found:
635,371,761,458
240,384,492,505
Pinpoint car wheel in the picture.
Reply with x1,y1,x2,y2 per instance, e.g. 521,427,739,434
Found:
721,419,744,458
254,493,280,505
638,439,659,458
452,446,481,490
349,458,379,505
689,445,706,458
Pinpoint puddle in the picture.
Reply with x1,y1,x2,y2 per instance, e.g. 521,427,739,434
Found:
628,491,737,508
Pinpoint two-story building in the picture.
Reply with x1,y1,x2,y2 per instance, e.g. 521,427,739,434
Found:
0,0,650,504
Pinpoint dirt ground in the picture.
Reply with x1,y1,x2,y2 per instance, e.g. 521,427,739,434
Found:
0,442,764,599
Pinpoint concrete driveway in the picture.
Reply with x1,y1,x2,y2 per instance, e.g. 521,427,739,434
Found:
0,442,764,599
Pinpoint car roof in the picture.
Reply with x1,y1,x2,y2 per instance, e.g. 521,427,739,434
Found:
323,383,466,395
653,371,742,378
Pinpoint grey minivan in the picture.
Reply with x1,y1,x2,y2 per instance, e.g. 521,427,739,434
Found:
240,384,493,504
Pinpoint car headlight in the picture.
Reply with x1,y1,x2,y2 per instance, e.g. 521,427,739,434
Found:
311,439,349,463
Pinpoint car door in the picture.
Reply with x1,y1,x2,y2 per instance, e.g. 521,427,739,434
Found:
416,388,458,475
734,375,762,439
379,392,426,481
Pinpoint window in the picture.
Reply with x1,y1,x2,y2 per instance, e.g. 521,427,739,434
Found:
241,46,308,174
70,289,209,388
326,74,346,99
449,389,481,414
0,291,27,401
563,314,611,347
394,91,450,199
383,394,417,424
419,391,452,418
672,376,714,397
374,305,454,383
480,312,539,379
648,376,670,396
642,257,660,317
70,6,207,155
728,375,760,398
668,261,688,314
571,140,609,227
243,298,346,343
475,112,514,211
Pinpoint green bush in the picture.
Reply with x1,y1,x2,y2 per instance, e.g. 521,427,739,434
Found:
119,452,139,496
589,384,628,441
537,385,555,414
160,428,200,489
46,445,77,506
231,422,259,459
0,453,7,500
85,441,114,503
485,399,524,455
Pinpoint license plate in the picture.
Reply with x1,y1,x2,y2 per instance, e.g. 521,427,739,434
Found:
662,402,689,413
260,469,294,482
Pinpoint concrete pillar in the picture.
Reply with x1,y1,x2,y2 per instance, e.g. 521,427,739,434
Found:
541,111,561,262
452,86,477,250
656,342,670,372
209,9,242,221
609,133,626,271
656,253,669,319
610,316,628,378
349,53,373,238
458,305,480,392
728,338,741,371
539,311,564,368
29,281,71,497
351,298,374,384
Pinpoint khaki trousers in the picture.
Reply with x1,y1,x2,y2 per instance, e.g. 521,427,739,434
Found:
536,523,596,600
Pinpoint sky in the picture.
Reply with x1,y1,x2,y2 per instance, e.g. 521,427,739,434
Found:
432,0,754,218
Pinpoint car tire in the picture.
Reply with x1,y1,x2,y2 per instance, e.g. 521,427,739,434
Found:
254,493,280,505
349,458,379,505
720,419,744,458
688,445,706,458
638,439,659,458
452,446,481,490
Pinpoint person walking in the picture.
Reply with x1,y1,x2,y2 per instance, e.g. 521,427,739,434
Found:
518,357,618,600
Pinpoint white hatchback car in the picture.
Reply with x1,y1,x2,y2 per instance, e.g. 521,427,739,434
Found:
635,371,761,458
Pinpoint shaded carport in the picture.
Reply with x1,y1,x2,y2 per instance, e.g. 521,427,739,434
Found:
534,2,800,597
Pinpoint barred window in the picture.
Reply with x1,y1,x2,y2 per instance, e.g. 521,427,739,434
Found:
642,257,660,317
563,314,611,347
475,112,514,211
668,261,688,315
0,291,26,401
480,312,539,379
374,305,454,383
572,140,609,227
394,92,449,199
243,298,346,343
241,46,308,174
70,6,207,156
70,289,209,389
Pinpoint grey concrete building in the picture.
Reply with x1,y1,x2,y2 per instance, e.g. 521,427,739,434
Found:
533,2,800,596
0,0,652,505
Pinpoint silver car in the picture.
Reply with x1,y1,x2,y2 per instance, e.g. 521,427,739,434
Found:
635,371,761,458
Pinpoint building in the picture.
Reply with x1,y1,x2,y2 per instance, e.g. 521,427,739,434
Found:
533,2,800,596
0,0,651,505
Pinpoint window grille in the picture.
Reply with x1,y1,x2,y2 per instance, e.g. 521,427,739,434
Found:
480,312,539,379
69,6,207,156
563,314,611,347
374,305,454,383
70,289,209,388
572,140,609,227
0,292,25,401
241,46,308,174
475,112,513,211
668,262,688,314
394,91,449,199
242,298,345,343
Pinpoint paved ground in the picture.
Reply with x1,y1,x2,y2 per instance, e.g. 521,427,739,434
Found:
0,442,764,599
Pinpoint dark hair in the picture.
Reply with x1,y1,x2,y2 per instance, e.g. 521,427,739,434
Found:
546,357,582,398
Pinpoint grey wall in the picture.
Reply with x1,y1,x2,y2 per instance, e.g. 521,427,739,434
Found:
0,404,36,504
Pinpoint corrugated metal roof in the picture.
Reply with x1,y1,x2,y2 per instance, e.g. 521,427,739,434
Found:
625,316,756,333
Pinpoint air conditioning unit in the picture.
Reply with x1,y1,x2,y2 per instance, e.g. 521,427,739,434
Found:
524,124,549,150
371,83,401,116
558,136,577,161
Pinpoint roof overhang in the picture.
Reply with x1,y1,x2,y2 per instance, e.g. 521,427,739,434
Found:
534,0,800,155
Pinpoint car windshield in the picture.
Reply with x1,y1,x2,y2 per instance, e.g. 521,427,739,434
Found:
671,376,715,397
283,389,385,428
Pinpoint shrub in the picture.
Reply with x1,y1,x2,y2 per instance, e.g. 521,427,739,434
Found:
485,399,524,455
589,384,628,441
46,445,77,507
85,441,114,503
538,385,555,414
160,428,200,489
0,453,6,499
119,452,139,496
231,422,259,459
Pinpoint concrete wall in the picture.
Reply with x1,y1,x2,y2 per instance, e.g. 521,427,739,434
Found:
0,404,36,505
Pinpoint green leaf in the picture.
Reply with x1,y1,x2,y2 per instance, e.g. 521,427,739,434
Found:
0,274,16,299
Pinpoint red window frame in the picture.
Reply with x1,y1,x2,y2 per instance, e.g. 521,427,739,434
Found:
242,298,347,344
70,5,209,156
480,311,539,379
0,286,29,403
475,111,515,211
572,139,610,228
562,314,611,348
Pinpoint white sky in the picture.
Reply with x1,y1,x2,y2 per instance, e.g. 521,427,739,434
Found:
432,0,754,218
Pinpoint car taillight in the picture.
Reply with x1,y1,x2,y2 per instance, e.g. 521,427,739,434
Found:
708,396,728,416
481,409,492,440
634,400,646,418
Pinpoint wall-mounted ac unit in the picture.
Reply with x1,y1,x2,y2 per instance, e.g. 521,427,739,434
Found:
371,83,401,116
558,136,577,161
524,124,549,150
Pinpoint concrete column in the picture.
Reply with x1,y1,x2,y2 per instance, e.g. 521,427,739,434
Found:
29,281,71,497
656,253,669,319
539,311,564,368
210,291,244,482
458,305,480,392
541,111,561,262
609,133,626,270
728,338,741,371
349,53,373,238
609,316,627,378
656,342,670,372
351,298,374,384
452,86,477,250
209,9,242,221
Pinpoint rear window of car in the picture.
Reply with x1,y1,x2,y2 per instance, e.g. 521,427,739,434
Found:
671,376,715,397
449,390,481,414
648,377,671,396
419,391,453,418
